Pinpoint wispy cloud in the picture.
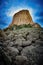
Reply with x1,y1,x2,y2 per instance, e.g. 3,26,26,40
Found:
6,6,39,23
6,6,36,18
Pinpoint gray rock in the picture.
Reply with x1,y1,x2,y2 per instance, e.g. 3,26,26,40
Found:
3,40,10,47
27,35,33,41
14,55,29,65
21,45,43,65
22,40,31,47
7,47,19,58
0,30,7,40
7,42,14,47
15,55,28,61
7,32,14,40
27,33,39,41
14,37,26,47
14,38,23,46
0,47,12,65
22,32,29,40
21,45,35,57
39,31,43,40
35,40,43,46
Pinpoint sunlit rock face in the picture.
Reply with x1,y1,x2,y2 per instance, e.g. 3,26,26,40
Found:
9,10,41,28
10,10,34,26
33,23,41,28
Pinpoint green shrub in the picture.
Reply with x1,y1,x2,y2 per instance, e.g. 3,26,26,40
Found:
8,24,32,30
15,24,32,29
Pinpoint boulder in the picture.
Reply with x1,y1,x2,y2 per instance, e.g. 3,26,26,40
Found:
39,31,43,40
21,45,43,65
14,55,29,65
14,38,23,46
7,47,19,58
22,40,31,47
7,42,14,47
0,47,12,65
35,40,43,46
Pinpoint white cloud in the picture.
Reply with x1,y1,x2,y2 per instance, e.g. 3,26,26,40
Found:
6,7,27,17
6,7,15,17
6,7,33,15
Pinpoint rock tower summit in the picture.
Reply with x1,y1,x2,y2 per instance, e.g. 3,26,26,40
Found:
10,10,34,26
9,10,41,28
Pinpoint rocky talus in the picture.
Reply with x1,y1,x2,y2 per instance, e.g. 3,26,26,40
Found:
0,28,43,65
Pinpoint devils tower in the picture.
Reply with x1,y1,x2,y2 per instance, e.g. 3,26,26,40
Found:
10,10,34,26
9,10,41,28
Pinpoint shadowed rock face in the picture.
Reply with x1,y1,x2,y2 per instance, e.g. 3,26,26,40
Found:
10,10,34,26
33,23,41,28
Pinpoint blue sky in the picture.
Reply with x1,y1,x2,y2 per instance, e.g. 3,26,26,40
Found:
0,0,43,29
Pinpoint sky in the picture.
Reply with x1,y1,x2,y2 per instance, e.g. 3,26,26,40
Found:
0,0,43,29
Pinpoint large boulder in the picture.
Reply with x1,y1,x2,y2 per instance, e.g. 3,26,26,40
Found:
7,47,19,58
21,45,43,65
13,55,29,65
